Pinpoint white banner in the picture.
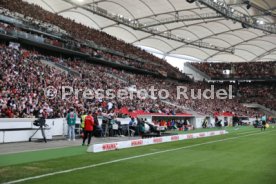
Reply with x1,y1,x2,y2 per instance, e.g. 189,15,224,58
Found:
88,130,227,153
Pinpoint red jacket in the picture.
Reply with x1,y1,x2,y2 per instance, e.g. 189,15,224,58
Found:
84,115,94,131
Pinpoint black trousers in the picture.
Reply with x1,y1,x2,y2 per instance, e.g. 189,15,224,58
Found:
261,121,266,131
82,130,93,145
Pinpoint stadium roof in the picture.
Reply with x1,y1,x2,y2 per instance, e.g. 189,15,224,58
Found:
24,0,276,62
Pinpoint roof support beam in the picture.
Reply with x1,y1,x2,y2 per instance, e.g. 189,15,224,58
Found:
98,8,210,31
250,47,276,61
205,34,272,60
165,28,242,55
131,18,227,45
196,0,276,34
134,7,209,21
141,12,222,28
57,0,106,14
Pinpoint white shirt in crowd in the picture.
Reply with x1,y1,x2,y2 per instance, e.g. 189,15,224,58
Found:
107,102,113,110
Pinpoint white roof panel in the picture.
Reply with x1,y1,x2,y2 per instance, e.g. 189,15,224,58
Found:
23,0,276,62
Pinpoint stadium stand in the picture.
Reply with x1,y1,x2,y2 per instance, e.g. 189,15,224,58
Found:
0,43,264,118
1,0,276,183
0,0,185,79
237,82,276,111
191,62,276,79
0,0,274,120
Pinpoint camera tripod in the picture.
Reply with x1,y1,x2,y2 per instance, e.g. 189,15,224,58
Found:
29,124,48,143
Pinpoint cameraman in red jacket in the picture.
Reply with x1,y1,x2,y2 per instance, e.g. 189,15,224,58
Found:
82,111,94,146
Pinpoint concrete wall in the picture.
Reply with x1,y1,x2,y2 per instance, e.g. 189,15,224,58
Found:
183,63,210,81
0,118,66,143
0,117,131,143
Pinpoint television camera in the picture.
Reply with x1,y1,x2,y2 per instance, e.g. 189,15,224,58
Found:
33,118,46,127
29,118,48,143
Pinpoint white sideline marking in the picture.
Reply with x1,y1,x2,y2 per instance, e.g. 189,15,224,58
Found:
4,130,274,184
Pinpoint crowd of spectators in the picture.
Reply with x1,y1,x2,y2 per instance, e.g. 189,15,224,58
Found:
191,62,276,79
0,45,66,118
0,43,170,118
0,0,183,78
0,44,263,119
0,0,273,118
238,82,276,111
0,21,162,74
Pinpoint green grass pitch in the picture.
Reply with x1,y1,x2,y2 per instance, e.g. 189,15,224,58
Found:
0,126,275,184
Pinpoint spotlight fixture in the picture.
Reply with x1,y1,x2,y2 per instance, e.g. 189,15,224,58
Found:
241,22,248,28
257,20,264,25
244,0,251,9
186,0,195,3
